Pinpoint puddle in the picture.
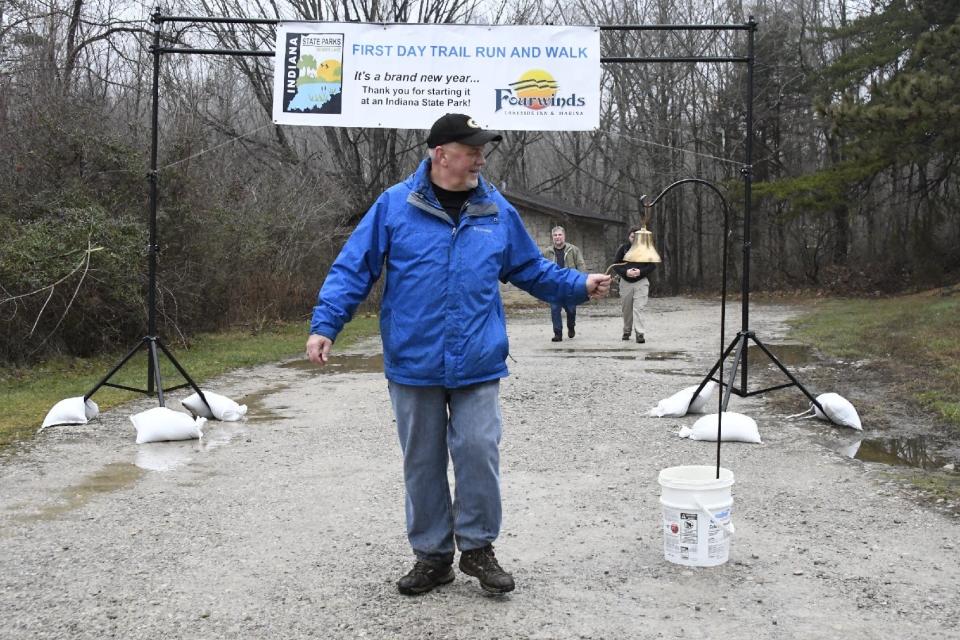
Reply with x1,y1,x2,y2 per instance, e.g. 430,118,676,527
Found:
237,384,293,422
133,424,245,472
542,348,644,353
21,462,145,522
831,435,958,470
648,369,706,378
644,351,686,361
747,344,815,367
17,427,250,521
134,442,195,472
526,348,639,360
280,354,384,375
534,349,685,361
526,348,680,361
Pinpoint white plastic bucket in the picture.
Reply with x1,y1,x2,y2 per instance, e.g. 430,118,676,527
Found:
658,465,735,567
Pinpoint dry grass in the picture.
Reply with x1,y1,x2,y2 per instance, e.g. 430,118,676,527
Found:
789,287,960,427
0,317,379,446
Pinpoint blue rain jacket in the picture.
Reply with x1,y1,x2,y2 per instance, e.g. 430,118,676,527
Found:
310,158,588,388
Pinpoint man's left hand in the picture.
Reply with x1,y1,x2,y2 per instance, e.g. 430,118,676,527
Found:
585,274,612,300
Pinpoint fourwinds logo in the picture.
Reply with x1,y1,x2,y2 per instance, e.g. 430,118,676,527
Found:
494,69,586,113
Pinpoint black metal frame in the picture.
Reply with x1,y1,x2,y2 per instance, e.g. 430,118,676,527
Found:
83,10,230,411
640,179,731,474
85,11,826,462
611,22,826,425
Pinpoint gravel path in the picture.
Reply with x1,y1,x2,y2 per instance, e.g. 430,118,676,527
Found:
2,297,958,639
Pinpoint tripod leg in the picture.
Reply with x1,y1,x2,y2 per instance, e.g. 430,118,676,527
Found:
85,338,148,401
147,339,165,407
155,338,213,415
695,334,741,400
749,335,828,418
147,341,155,394
722,336,748,412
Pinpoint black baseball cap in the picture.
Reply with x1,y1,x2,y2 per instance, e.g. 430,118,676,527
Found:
426,113,503,148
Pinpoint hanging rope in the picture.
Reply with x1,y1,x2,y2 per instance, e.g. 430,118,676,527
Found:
159,122,275,171
604,127,743,167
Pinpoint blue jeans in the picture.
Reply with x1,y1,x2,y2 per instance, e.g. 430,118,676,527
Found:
387,380,502,565
551,302,577,335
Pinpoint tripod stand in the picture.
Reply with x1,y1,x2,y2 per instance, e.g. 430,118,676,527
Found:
84,12,210,413
642,179,826,419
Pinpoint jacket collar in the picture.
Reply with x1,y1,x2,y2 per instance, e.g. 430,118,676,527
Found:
405,158,499,218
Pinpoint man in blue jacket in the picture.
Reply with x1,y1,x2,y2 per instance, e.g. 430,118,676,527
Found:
306,113,611,596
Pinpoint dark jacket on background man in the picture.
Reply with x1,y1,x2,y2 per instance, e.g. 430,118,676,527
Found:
612,242,657,282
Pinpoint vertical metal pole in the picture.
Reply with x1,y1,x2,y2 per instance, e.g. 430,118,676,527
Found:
717,204,730,480
146,8,162,393
739,16,756,394
149,338,166,407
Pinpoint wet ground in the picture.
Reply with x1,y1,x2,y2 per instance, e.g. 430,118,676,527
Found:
278,340,960,475
742,341,960,477
193,312,960,489
509,300,959,481
2,296,959,639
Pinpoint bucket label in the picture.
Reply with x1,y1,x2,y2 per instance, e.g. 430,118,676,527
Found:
663,508,702,559
662,504,732,566
680,512,698,558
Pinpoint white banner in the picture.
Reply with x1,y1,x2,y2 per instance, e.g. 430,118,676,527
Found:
272,23,600,131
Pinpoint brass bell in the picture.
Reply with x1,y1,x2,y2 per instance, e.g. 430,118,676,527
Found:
623,224,662,263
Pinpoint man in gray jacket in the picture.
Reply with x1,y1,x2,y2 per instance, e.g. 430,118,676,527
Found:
541,226,587,341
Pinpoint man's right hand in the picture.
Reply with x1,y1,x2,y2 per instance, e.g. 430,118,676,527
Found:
306,334,333,365
626,268,641,278
585,273,612,299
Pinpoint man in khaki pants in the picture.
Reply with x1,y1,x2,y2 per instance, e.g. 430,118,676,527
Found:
611,227,657,343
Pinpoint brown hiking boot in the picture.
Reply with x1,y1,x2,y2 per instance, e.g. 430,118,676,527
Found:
459,545,515,594
397,561,455,595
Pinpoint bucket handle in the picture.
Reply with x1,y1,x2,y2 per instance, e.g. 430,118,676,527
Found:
694,497,735,538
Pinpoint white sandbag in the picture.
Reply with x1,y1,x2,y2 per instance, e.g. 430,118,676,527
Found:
649,387,693,417
181,390,247,422
130,407,205,444
679,411,762,444
41,396,99,428
812,392,862,430
687,381,718,414
649,382,717,418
